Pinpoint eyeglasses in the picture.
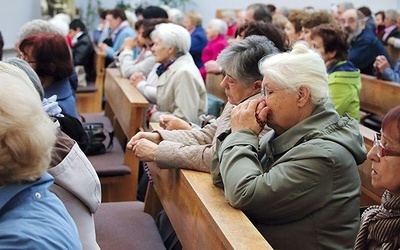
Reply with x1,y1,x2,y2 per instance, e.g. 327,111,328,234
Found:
261,85,290,98
373,133,400,158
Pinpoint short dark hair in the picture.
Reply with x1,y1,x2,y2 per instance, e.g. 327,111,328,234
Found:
142,6,168,19
69,19,86,31
301,11,333,29
247,3,272,23
311,23,348,61
358,6,372,17
107,8,127,21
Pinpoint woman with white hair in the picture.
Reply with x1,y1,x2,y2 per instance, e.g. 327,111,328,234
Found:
0,62,82,249
148,23,207,126
213,41,367,249
199,18,229,81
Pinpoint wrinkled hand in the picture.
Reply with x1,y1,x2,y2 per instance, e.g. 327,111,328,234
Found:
159,114,192,130
131,138,158,162
204,60,221,74
130,72,146,86
123,37,137,50
231,99,269,134
126,131,162,151
374,55,390,74
98,43,109,52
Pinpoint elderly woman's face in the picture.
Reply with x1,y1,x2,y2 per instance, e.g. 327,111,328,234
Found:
219,71,259,105
151,37,173,64
205,21,218,40
262,76,301,135
367,126,400,195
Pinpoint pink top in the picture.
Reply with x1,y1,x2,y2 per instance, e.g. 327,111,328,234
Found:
199,35,229,81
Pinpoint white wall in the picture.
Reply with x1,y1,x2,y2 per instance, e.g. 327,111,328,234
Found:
1,0,399,50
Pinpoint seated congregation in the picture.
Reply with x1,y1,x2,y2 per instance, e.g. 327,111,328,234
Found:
1,1,400,249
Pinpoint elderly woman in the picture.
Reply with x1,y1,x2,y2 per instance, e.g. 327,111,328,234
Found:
0,62,82,249
213,42,366,249
311,23,361,120
354,105,400,249
199,18,229,81
19,33,79,118
147,23,207,125
127,35,277,172
184,12,208,68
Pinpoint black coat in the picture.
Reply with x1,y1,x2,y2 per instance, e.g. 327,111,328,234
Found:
72,32,95,82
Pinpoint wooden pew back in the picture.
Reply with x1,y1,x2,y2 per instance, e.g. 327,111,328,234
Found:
384,45,400,66
360,74,400,117
144,123,272,249
358,124,385,206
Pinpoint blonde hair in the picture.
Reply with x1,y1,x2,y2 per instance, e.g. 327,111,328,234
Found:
185,12,203,26
0,62,56,185
259,41,329,105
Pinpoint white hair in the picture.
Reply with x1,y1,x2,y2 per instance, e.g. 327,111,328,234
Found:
18,19,62,41
259,41,329,105
151,23,191,55
209,18,228,35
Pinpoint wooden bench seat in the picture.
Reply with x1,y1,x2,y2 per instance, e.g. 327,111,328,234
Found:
81,112,133,202
94,201,165,250
76,81,97,93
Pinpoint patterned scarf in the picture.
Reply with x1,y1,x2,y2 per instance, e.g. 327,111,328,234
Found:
354,190,400,249
156,55,183,76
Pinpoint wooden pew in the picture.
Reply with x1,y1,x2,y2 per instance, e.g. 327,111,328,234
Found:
144,123,272,249
206,73,227,103
384,45,400,66
76,46,105,113
102,68,149,201
358,124,385,206
360,74,400,118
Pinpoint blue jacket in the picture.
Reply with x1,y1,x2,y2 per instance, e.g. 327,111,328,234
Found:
105,26,135,60
44,77,79,118
382,58,400,82
0,173,82,249
348,27,390,75
189,26,208,68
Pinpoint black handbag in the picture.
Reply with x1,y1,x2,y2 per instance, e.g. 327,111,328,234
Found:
82,122,114,156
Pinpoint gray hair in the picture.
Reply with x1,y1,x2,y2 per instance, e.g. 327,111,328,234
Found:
247,3,272,23
217,35,279,87
209,18,228,35
168,8,185,26
4,57,44,101
385,9,398,23
151,23,191,55
259,41,329,105
339,2,355,11
18,19,62,41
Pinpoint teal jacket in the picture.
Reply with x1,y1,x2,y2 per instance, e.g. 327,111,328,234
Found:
214,99,367,249
327,60,361,120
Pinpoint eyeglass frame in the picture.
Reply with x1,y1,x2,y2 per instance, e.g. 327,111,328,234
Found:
373,132,400,158
261,85,292,98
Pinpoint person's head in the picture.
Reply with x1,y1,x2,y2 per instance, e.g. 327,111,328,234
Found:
245,3,272,23
299,11,333,45
258,41,329,135
375,11,385,26
142,6,169,20
310,23,348,66
106,8,127,30
272,13,289,30
358,6,372,18
68,19,86,40
235,22,289,52
285,10,306,46
216,35,279,105
0,62,56,185
205,19,228,40
19,33,73,84
384,9,398,28
340,9,365,43
150,23,190,64
168,8,184,26
184,12,202,31
221,10,236,25
367,105,400,195
4,57,44,101
236,10,246,28
17,19,61,43
336,2,355,22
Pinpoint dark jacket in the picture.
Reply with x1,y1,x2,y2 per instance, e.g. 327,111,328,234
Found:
72,32,95,82
189,25,208,69
349,27,391,75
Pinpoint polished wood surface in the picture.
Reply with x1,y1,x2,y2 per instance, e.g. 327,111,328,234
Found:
206,73,227,103
144,123,272,249
103,68,149,201
358,124,385,206
360,74,400,118
76,46,105,113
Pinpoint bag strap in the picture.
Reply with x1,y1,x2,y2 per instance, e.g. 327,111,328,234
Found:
105,130,114,152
